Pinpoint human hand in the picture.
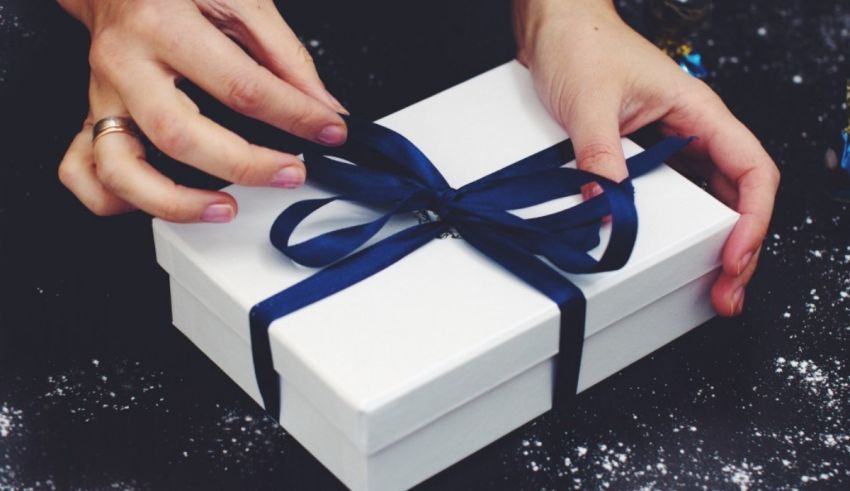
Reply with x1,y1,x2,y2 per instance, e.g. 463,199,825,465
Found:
57,0,347,223
513,0,780,316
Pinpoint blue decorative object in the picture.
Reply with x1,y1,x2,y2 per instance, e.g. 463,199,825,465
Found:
679,51,708,79
249,117,691,419
842,130,850,176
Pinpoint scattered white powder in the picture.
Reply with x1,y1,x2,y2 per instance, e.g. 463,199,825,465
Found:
39,359,167,422
176,406,286,474
722,460,763,491
505,209,850,489
0,404,22,438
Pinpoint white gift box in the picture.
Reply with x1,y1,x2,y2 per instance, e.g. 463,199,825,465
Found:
153,61,737,491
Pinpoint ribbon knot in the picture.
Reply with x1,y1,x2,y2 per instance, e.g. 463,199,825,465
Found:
251,116,692,419
430,187,460,220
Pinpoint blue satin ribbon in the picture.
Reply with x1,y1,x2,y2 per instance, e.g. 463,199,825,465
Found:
250,116,691,419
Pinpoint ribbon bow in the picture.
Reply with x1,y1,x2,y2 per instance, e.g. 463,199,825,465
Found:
250,116,691,419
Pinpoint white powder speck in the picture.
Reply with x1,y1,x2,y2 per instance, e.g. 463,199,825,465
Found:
722,461,763,491
0,404,22,438
40,360,167,422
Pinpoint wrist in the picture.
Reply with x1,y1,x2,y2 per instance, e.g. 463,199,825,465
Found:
513,0,619,65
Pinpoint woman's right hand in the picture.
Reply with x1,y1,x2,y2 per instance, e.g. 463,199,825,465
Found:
57,0,348,223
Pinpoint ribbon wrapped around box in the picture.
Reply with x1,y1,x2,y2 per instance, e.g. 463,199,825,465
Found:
153,61,738,491
250,115,691,420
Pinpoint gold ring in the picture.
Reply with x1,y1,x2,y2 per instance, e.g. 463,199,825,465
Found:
92,116,139,143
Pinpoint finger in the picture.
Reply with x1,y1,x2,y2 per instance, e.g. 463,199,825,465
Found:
118,64,306,188
707,170,739,208
93,130,239,223
677,103,779,277
711,248,761,317
156,9,346,145
235,4,347,114
58,117,135,216
89,76,239,223
563,96,628,200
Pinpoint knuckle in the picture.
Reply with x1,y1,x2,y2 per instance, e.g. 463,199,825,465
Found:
95,160,122,192
227,157,261,185
767,166,782,192
284,103,315,136
576,142,621,171
673,79,723,118
767,164,781,188
225,74,264,113
57,159,77,187
129,0,168,33
157,197,185,222
194,0,245,30
694,83,726,113
87,197,119,217
158,184,193,222
88,34,120,77
147,113,189,156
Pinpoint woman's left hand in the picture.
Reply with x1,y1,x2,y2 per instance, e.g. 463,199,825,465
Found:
514,0,780,316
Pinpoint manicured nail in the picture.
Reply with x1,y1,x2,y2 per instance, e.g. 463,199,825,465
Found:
201,204,234,223
271,166,305,188
582,183,603,201
325,90,349,115
737,251,754,275
731,286,745,315
317,124,346,146
590,183,603,198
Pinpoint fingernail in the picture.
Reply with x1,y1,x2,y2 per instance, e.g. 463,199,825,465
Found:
325,90,349,115
731,286,745,315
582,183,603,201
271,166,305,188
590,184,603,198
737,251,754,275
201,204,234,223
317,124,346,146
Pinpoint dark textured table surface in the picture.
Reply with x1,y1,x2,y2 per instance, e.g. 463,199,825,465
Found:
2,1,849,489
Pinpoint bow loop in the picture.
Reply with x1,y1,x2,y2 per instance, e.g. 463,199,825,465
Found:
272,117,691,278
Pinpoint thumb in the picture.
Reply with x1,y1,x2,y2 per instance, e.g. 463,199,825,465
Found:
563,100,628,200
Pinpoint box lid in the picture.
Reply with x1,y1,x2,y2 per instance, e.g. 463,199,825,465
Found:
153,61,737,456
